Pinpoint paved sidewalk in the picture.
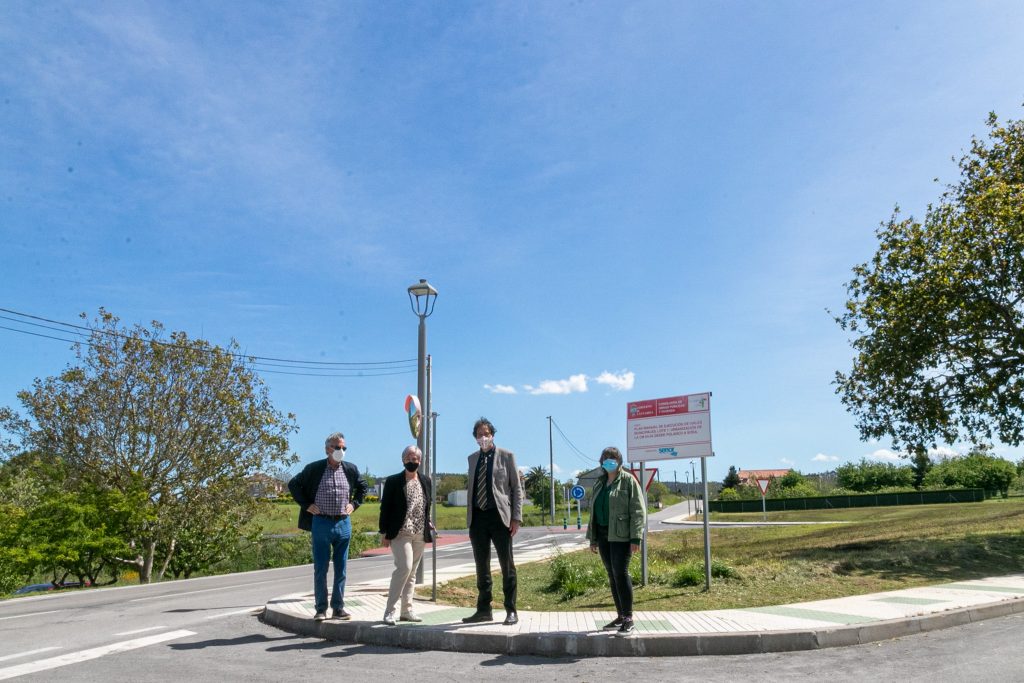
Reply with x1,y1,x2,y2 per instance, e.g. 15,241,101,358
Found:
263,535,1024,656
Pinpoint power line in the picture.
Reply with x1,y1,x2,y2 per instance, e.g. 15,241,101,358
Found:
0,307,416,369
550,417,597,468
0,324,416,378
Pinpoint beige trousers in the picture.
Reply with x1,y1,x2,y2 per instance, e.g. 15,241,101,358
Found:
385,530,425,616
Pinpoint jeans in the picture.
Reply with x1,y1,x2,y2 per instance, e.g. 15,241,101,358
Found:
469,507,517,613
385,530,426,617
311,515,351,613
596,524,634,618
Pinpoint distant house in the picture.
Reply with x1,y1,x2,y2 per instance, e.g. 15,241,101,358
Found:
247,473,286,499
737,469,791,486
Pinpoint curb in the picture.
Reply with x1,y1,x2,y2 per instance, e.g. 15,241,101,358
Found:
260,594,1024,657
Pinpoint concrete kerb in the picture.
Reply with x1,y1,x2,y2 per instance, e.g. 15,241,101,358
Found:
260,593,1024,657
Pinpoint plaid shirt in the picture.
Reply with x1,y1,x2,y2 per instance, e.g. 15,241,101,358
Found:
313,462,350,516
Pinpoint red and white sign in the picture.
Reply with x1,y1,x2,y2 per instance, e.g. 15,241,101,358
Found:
756,478,771,496
628,468,658,492
626,392,713,462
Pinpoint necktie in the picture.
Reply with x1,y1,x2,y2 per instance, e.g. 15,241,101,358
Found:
475,453,490,509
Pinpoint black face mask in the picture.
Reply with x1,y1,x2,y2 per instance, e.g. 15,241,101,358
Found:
404,462,420,473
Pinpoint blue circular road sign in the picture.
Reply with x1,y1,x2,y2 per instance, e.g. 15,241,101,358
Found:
570,485,585,500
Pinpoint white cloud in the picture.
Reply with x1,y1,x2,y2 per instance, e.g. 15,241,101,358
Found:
780,457,795,466
928,446,960,460
867,449,901,461
483,384,517,395
524,374,588,395
594,370,635,391
812,453,839,462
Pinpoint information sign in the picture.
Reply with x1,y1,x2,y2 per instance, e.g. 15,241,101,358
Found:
626,392,713,462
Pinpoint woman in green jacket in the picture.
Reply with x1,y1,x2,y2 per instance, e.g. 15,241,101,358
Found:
586,446,647,637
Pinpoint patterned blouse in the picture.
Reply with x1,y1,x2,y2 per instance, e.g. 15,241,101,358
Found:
401,476,426,536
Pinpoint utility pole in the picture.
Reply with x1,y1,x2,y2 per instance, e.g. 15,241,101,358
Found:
547,416,554,527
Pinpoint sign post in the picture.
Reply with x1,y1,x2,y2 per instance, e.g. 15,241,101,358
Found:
627,392,714,590
570,485,585,531
757,477,770,522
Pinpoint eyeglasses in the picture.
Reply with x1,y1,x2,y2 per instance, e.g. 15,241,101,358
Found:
333,445,346,452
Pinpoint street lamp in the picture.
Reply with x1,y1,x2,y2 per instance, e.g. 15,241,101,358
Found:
407,279,438,459
408,279,437,585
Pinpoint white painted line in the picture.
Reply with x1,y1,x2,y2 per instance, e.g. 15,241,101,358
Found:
0,629,196,680
0,648,60,663
0,610,60,621
128,578,284,602
113,626,167,636
202,606,261,620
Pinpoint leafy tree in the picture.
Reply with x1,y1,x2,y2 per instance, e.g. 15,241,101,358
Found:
647,480,669,503
836,458,916,492
22,485,143,586
435,473,467,502
922,447,1017,496
2,310,297,583
835,110,1024,453
0,504,31,594
523,466,554,516
722,466,741,489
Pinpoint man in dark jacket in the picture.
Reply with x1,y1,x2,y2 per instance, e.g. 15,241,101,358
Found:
288,431,368,622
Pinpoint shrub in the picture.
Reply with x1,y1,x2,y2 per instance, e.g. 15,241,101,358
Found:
671,562,704,587
549,551,606,600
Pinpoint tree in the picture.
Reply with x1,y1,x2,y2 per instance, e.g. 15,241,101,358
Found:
647,480,669,504
722,466,741,489
836,459,915,492
835,110,1024,453
523,466,553,515
2,310,297,583
922,447,1017,496
435,473,467,502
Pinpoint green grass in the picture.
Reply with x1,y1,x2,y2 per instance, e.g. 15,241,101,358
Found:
429,498,1024,611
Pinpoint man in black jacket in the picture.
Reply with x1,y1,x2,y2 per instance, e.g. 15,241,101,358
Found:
288,431,368,622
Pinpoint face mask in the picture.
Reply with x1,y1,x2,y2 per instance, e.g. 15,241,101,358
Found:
404,461,419,473
329,446,344,462
476,435,494,451
601,459,619,473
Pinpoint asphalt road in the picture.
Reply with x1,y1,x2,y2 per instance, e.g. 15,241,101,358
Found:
2,508,1019,681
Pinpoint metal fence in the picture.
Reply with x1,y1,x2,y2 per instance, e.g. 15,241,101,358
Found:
709,488,986,513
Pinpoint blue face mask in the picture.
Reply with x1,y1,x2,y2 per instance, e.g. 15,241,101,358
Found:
601,459,619,473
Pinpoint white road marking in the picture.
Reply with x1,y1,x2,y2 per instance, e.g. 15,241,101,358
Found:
202,606,261,620
0,629,196,680
0,611,59,621
113,626,167,636
0,648,59,663
128,578,287,602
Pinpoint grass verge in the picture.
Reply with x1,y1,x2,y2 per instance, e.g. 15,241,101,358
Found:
430,499,1024,611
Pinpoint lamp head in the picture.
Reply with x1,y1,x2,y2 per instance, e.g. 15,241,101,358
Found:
407,278,438,318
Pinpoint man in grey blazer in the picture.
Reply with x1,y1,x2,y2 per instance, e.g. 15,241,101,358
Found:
462,417,524,625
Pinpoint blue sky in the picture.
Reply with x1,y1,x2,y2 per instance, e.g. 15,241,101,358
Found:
2,1,1024,485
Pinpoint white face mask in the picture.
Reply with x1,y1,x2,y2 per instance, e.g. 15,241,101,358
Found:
328,446,344,462
476,435,494,451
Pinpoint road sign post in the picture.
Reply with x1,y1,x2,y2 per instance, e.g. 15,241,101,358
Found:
757,478,770,521
570,485,585,531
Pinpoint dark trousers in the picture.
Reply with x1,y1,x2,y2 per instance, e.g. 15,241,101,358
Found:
596,524,634,617
469,507,517,613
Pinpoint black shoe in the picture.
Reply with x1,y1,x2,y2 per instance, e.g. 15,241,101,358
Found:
461,611,493,624
503,611,518,626
602,616,623,631
331,608,352,621
615,617,635,637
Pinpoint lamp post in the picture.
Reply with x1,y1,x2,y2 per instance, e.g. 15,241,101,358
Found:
408,279,437,584
407,279,438,457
